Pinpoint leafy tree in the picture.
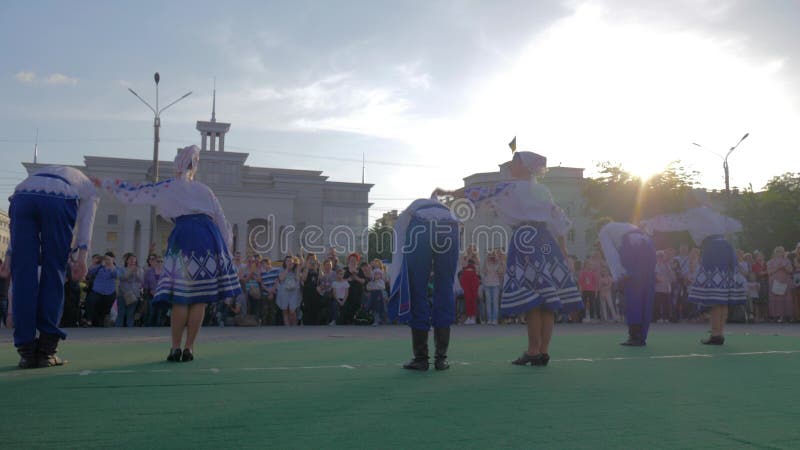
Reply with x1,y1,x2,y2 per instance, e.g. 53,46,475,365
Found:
367,222,394,262
728,173,800,254
583,160,697,223
583,160,699,249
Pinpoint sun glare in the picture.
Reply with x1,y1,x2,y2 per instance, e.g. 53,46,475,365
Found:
434,2,797,191
628,160,665,182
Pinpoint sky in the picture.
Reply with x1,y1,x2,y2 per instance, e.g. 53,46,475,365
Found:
1,0,799,224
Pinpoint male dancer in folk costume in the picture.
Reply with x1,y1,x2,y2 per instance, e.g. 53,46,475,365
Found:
94,145,241,361
388,191,460,371
2,166,99,368
598,221,656,346
641,192,746,345
442,151,583,366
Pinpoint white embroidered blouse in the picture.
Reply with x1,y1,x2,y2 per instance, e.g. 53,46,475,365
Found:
465,180,571,237
12,166,100,252
100,177,233,250
641,206,742,245
598,222,641,281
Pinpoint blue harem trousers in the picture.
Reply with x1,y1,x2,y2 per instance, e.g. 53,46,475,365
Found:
405,217,459,331
10,193,77,347
619,230,656,342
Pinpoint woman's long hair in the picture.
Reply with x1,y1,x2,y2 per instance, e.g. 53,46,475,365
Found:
123,253,137,268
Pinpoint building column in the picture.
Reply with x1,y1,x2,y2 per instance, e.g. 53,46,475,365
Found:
209,132,216,151
201,133,208,151
237,223,248,256
122,219,136,256
219,133,225,152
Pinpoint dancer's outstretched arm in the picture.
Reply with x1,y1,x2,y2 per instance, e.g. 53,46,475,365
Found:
431,187,461,198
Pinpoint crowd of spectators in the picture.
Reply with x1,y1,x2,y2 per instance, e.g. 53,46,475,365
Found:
1,242,799,330
554,242,800,325
25,247,391,329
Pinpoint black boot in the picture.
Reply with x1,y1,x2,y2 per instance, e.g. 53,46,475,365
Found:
403,328,429,371
433,327,451,371
17,341,38,369
701,335,725,345
36,333,67,368
620,324,645,346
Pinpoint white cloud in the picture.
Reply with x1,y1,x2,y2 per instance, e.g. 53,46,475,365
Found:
14,71,36,83
44,73,78,86
396,62,432,90
13,71,79,86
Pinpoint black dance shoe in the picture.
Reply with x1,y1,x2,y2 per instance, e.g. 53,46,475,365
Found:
167,348,182,362
701,335,725,345
512,353,542,366
533,353,550,366
181,348,194,362
620,338,646,347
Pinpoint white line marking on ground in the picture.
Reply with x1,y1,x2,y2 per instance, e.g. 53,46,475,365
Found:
241,365,348,371
727,350,795,356
79,370,92,376
210,368,220,373
650,354,711,359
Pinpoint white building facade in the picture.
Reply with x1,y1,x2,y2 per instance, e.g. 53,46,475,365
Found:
22,112,373,260
461,162,592,260
0,210,9,258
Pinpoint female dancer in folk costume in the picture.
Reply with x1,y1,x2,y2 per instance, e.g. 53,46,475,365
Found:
641,193,746,345
94,145,241,361
598,221,656,346
2,166,99,368
388,191,460,371
446,151,583,366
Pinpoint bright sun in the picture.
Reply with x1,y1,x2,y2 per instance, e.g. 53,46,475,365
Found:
628,160,666,181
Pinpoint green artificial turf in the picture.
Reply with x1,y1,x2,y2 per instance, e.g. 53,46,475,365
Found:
1,332,798,449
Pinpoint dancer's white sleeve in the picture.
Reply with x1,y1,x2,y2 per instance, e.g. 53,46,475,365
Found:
208,187,234,252
100,178,175,210
73,196,99,251
599,226,626,281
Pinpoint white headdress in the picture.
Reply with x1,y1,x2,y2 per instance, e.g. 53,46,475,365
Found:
512,151,547,177
174,145,200,180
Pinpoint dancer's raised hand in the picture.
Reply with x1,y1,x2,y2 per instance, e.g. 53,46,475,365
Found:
72,258,88,281
0,255,10,278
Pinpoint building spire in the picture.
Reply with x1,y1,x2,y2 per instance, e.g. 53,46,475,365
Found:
211,77,217,123
34,128,39,164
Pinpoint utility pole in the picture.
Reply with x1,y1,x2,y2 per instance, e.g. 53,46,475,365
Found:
127,73,192,249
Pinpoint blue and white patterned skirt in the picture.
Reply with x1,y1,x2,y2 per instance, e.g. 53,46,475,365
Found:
500,224,584,316
688,235,747,306
154,214,242,305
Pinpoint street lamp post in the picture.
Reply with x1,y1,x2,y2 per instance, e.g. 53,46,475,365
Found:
692,132,749,196
128,73,192,250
